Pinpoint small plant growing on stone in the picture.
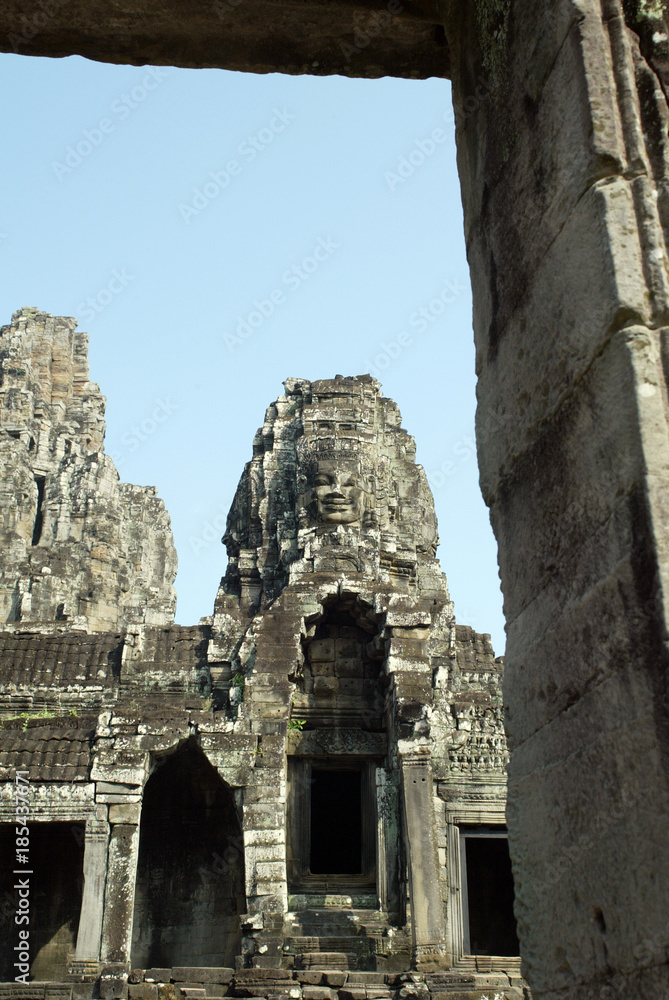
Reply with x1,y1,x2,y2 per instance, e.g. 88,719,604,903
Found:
288,718,306,731
9,709,56,731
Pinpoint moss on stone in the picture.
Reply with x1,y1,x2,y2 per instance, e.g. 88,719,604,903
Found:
475,0,511,89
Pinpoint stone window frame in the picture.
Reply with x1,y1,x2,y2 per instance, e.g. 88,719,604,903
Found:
445,805,521,970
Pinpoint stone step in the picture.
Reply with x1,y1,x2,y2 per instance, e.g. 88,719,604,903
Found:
290,937,373,952
427,994,524,1000
295,953,358,971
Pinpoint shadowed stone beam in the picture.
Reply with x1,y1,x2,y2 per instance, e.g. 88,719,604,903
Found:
0,0,449,79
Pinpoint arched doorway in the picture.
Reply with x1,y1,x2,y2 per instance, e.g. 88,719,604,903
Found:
131,740,245,969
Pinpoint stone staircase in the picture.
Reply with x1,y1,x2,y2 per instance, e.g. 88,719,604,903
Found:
0,966,530,999
283,902,411,971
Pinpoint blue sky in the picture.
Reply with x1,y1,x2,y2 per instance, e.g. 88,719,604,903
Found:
0,54,506,653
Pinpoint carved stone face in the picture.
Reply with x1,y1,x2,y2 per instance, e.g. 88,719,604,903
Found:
311,463,364,525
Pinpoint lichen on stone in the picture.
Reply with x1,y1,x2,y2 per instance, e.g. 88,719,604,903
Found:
475,0,512,88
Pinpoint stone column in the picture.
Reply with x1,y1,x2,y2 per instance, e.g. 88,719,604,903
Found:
376,767,401,923
74,811,110,964
399,748,446,971
444,2,669,997
99,806,141,965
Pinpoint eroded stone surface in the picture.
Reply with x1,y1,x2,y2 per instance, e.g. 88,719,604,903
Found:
0,369,515,990
0,0,449,79
0,308,177,630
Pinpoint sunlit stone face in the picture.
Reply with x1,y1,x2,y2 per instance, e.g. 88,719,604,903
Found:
310,462,364,525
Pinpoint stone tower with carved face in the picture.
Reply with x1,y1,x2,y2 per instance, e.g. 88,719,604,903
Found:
218,375,446,615
0,329,521,998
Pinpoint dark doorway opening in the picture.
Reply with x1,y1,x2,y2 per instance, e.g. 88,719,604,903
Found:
0,822,84,981
463,832,519,956
310,768,362,874
131,740,245,969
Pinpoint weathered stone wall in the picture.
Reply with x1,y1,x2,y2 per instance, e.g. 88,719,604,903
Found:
0,308,177,630
0,373,516,994
444,3,669,998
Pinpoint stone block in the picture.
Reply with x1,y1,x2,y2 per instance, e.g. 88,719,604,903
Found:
302,989,337,1000
129,988,159,1000
344,976,385,985
156,988,180,1000
313,677,338,696
0,988,45,1000
100,979,129,1000
97,793,143,804
109,802,141,824
96,781,140,794
172,971,233,985
233,990,294,999
145,970,173,983
321,976,346,989
294,973,323,986
334,658,360,677
72,987,96,1000
234,971,292,983
308,639,335,662
334,638,360,658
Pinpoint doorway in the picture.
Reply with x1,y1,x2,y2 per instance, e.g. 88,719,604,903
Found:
459,827,519,956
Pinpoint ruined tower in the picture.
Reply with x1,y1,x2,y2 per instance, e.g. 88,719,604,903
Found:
0,307,177,630
0,314,522,999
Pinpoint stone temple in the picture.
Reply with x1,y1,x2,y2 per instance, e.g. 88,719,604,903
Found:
0,309,523,1000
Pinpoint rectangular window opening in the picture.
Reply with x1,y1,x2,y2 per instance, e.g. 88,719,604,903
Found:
461,827,520,957
32,475,46,545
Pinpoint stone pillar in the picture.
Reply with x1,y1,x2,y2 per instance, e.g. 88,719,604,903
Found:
376,767,402,923
74,811,110,963
99,807,141,965
399,748,446,971
444,2,669,997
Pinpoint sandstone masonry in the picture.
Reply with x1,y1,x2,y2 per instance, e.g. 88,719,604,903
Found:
0,315,524,1000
